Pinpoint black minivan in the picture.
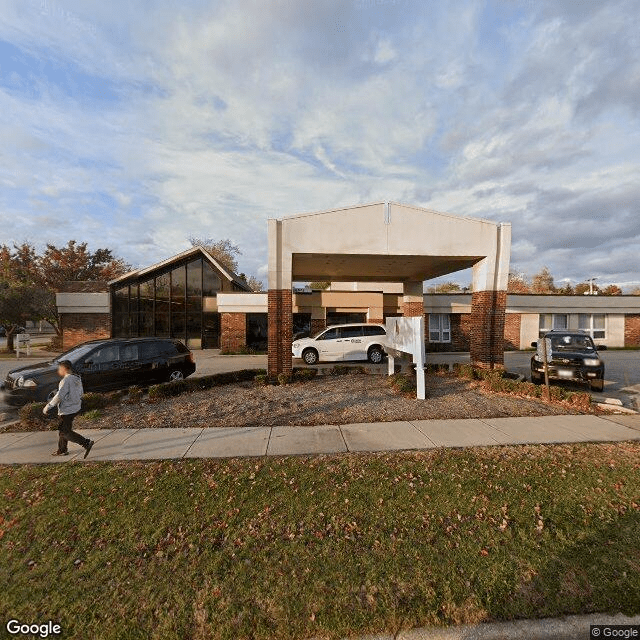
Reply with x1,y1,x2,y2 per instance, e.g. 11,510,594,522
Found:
1,337,196,406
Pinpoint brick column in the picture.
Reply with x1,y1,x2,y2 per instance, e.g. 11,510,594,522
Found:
310,318,326,335
268,289,293,377
220,312,247,353
470,290,507,369
624,314,640,347
402,281,424,317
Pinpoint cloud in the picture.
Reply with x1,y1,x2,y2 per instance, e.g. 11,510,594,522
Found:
0,0,638,289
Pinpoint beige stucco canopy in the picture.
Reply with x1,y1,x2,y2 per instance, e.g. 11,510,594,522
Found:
267,202,512,376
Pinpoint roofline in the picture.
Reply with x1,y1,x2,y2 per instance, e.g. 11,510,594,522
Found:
109,246,252,291
270,201,503,227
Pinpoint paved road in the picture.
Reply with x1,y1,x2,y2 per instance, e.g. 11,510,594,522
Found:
1,413,638,464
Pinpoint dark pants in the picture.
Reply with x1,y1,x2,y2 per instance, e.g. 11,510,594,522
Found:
57,413,88,453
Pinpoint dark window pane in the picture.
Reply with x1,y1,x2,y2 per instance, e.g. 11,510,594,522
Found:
203,262,221,296
326,312,366,325
172,313,186,339
318,328,338,340
187,258,203,301
113,287,128,315
155,313,170,337
341,326,363,338
187,313,201,338
293,313,311,336
139,279,154,336
121,344,139,362
88,344,119,364
246,313,268,350
171,266,186,313
363,325,386,336
113,313,129,338
155,272,170,313
202,313,220,349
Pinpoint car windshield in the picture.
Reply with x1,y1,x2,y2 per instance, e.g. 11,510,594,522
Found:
549,335,596,351
52,344,97,364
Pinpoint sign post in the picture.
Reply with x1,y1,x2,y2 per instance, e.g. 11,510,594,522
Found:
384,317,426,400
537,336,552,400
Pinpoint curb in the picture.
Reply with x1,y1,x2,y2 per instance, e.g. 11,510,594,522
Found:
349,613,640,640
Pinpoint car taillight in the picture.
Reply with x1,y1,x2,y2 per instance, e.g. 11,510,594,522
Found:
188,353,194,363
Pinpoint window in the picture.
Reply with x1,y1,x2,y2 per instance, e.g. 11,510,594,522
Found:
246,313,268,350
326,312,366,325
578,313,606,339
363,325,386,336
429,314,451,343
539,313,568,337
341,326,364,338
88,345,119,364
139,341,163,359
120,344,139,362
203,262,221,296
318,328,339,340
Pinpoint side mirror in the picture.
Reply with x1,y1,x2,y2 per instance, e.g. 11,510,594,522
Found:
597,345,607,351
530,341,537,348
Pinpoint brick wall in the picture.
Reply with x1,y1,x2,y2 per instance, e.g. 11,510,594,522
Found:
310,318,326,335
61,313,111,351
402,301,424,317
220,312,247,353
368,318,384,324
504,313,521,350
625,314,640,347
268,289,293,377
470,290,507,369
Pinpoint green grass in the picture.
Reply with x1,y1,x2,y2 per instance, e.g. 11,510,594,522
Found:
1,444,639,639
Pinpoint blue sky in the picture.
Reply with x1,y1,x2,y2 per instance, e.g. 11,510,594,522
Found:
0,0,639,289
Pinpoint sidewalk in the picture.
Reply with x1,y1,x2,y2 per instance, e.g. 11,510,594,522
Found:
1,413,639,464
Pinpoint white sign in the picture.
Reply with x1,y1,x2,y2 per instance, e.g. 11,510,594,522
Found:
536,337,552,364
16,333,31,359
384,316,426,400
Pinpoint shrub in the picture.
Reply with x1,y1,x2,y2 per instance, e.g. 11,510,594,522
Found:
454,363,477,380
277,373,292,385
292,368,317,381
126,386,144,403
148,380,188,401
83,409,102,421
424,363,449,375
389,373,416,394
19,402,49,427
81,392,111,411
254,374,269,386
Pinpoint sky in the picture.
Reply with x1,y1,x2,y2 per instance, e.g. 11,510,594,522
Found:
0,0,639,290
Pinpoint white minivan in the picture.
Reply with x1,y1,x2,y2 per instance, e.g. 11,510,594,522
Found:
292,323,387,365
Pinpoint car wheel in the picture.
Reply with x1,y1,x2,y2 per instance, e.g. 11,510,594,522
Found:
531,372,543,384
590,379,604,392
368,346,384,364
302,348,319,365
168,369,185,382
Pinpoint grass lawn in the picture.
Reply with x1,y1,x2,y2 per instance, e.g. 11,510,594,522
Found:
1,443,639,639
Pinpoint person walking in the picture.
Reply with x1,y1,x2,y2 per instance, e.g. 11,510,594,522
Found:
43,360,94,458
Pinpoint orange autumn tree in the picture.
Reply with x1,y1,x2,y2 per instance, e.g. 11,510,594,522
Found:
0,241,129,350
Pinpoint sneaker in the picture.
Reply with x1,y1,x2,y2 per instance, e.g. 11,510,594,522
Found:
83,440,94,459
52,451,69,456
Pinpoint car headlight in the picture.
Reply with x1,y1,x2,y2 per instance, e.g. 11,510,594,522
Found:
16,376,24,387
533,354,541,362
23,378,37,388
583,358,600,367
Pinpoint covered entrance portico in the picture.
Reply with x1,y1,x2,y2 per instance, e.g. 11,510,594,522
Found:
267,202,511,378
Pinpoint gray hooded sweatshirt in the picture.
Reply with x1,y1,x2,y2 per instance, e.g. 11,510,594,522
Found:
46,373,83,416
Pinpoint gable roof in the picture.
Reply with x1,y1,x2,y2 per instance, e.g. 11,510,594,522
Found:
109,246,253,291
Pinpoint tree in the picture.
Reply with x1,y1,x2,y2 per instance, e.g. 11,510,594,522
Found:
507,272,531,294
189,237,241,273
557,281,574,295
0,241,129,350
0,282,48,351
601,284,622,296
531,267,556,294
238,274,264,292
426,281,463,293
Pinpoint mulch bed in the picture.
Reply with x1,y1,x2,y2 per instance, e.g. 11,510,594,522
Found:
74,373,576,431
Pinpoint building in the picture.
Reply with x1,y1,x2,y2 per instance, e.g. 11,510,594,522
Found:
55,203,640,357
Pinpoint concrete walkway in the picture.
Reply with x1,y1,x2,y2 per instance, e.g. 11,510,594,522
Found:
1,413,639,464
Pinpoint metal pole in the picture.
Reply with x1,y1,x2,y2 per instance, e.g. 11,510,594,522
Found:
542,336,551,400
